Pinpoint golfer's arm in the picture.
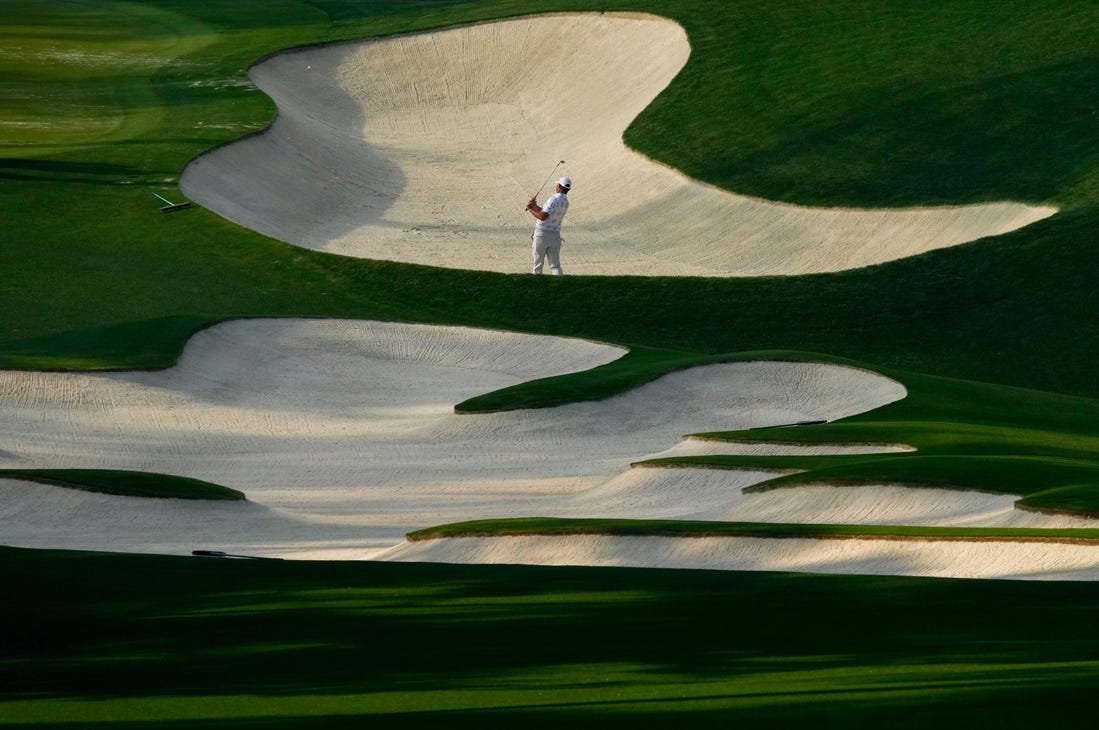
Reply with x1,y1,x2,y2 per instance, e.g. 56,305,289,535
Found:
525,197,549,220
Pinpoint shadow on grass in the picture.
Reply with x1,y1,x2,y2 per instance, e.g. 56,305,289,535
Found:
5,548,1099,712
7,662,1099,729
0,158,147,185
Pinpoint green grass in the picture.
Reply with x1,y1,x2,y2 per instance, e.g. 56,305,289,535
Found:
629,367,1099,515
455,345,724,412
0,468,245,500
6,546,1099,728
629,1,1099,208
407,517,1099,543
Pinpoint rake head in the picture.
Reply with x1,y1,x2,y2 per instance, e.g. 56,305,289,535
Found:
153,192,193,213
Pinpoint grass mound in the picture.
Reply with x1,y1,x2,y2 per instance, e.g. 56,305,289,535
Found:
0,469,245,501
637,368,1099,516
407,517,1099,544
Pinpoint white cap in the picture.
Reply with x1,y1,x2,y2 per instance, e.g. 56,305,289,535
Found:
558,176,572,189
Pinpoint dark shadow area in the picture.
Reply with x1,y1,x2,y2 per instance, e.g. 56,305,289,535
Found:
4,547,1099,715
0,158,146,185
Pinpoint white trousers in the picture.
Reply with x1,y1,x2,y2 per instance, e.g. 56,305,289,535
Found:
532,230,563,275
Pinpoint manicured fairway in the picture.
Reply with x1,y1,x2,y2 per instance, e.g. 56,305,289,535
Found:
4,547,1099,728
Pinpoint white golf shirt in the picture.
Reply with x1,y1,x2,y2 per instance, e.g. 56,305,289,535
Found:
535,192,569,233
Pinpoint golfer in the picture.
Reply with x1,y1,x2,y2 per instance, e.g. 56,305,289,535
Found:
526,176,571,275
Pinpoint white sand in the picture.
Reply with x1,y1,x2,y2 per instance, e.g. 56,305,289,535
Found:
2,318,1097,579
0,318,905,557
381,534,1099,582
180,13,1056,277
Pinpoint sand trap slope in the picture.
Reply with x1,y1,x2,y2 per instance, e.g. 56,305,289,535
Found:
380,468,1099,580
382,534,1099,581
181,13,1055,277
1,318,915,559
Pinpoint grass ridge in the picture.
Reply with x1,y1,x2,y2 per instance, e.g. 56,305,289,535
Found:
406,517,1099,544
0,468,245,501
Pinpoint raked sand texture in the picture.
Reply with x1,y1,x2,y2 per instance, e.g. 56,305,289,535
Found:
180,13,1056,277
4,319,1099,578
0,318,897,558
382,534,1099,582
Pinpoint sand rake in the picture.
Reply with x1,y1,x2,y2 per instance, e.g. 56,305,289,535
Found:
153,192,193,212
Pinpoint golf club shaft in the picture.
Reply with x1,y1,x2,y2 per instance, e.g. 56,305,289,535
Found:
533,160,564,199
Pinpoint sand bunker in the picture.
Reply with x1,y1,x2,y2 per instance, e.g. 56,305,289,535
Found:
383,534,1099,582
181,13,1055,277
0,318,897,556
3,318,1098,579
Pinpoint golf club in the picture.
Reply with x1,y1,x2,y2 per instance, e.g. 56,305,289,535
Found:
531,160,565,201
